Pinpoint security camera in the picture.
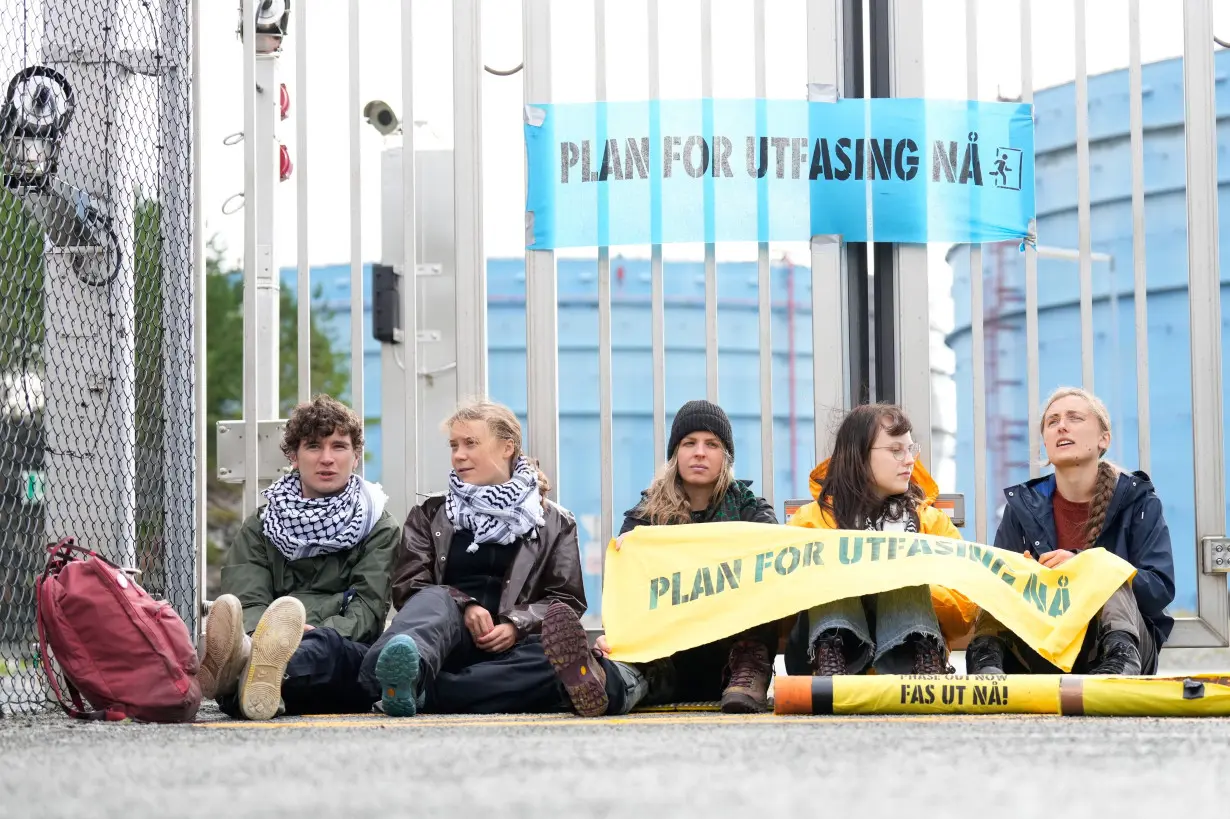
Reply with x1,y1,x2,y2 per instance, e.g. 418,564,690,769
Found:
363,100,400,136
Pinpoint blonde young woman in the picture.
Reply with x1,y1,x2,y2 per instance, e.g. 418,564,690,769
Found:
966,387,1175,675
540,400,780,716
360,400,585,716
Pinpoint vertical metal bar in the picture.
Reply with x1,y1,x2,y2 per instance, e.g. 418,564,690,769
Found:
1021,0,1040,478
296,0,310,404
455,0,488,400
402,0,419,506
649,0,666,462
752,0,773,505
348,0,364,436
701,0,718,402
242,0,260,513
1182,0,1227,640
883,0,930,463
807,0,848,463
1074,0,1094,393
595,0,615,548
966,0,987,543
523,0,560,488
1128,0,1150,474
191,0,207,629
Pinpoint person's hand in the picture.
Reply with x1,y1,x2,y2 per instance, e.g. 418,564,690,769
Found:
303,624,315,632
464,604,495,642
475,623,518,654
1038,549,1077,568
593,635,611,658
613,534,628,552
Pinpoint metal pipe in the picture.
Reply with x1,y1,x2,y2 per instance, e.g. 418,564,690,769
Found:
596,0,615,551
455,0,488,401
967,0,987,543
296,0,310,404
1128,0,1151,474
523,0,560,489
191,0,207,632
1074,0,1094,393
702,0,718,402
754,0,774,506
348,0,364,444
402,0,418,506
649,0,666,463
1021,0,1040,479
242,0,260,514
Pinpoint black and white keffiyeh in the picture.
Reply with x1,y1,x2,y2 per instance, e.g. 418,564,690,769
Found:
445,456,544,553
262,473,387,562
863,506,921,533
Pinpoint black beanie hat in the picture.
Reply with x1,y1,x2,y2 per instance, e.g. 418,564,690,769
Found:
668,400,735,460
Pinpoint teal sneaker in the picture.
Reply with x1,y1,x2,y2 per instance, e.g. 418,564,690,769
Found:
376,635,422,717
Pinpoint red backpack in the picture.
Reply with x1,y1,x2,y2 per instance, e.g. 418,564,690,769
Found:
35,537,202,722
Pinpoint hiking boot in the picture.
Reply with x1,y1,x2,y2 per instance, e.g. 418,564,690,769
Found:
910,635,950,675
238,597,306,720
720,640,772,714
375,634,423,717
811,634,847,676
200,594,247,699
1088,630,1142,675
965,635,1007,676
542,600,608,717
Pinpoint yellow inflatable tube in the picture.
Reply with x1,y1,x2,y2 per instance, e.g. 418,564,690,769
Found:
773,674,1230,717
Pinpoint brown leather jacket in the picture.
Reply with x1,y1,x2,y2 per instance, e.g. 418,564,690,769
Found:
392,495,586,636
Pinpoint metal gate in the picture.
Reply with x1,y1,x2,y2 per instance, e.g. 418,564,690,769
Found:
217,0,1227,643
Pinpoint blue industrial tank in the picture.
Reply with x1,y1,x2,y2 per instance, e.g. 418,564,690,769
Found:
947,49,1230,615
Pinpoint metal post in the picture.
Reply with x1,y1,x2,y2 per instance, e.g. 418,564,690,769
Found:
1021,0,1040,478
753,0,774,506
296,0,311,405
255,52,280,430
1128,0,1151,475
701,0,718,402
595,0,614,546
648,0,666,463
160,0,197,628
523,0,559,488
455,0,488,402
1181,0,1228,644
1074,0,1094,393
401,1,419,511
192,0,208,632
806,0,849,462
41,0,139,565
241,0,260,515
965,0,988,544
348,0,364,436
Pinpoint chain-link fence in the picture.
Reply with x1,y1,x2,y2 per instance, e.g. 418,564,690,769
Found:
0,1,195,714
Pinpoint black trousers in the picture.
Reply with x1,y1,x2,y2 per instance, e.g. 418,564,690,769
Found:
359,585,564,714
218,626,373,718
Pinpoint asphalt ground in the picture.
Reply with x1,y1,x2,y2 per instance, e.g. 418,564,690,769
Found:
3,699,1230,818
4,648,1230,818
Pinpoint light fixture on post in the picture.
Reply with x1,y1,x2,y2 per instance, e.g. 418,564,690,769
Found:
1,66,75,192
238,0,291,56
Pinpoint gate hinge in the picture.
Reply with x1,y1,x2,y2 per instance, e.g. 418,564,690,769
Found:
1201,537,1230,574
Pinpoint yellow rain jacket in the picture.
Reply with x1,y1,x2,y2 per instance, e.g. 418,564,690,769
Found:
787,459,979,646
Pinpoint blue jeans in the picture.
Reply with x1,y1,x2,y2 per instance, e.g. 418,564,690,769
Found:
805,585,944,674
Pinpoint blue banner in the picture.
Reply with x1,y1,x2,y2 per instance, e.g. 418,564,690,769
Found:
524,98,1034,248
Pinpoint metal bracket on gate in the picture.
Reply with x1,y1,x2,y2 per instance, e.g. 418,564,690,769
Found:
215,419,290,483
1201,537,1230,574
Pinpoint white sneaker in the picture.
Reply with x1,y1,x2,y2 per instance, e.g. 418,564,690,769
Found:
200,594,247,700
238,597,306,721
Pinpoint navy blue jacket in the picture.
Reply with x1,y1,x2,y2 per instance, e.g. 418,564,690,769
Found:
993,471,1176,648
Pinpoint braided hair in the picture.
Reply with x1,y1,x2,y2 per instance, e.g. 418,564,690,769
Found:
1040,387,1119,550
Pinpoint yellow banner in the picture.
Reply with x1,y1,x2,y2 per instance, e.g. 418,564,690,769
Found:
603,522,1137,671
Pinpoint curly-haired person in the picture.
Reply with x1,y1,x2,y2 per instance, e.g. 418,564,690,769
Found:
199,395,400,720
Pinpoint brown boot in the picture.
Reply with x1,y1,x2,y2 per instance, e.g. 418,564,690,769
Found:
720,641,772,714
542,601,609,717
811,634,848,676
910,635,951,675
